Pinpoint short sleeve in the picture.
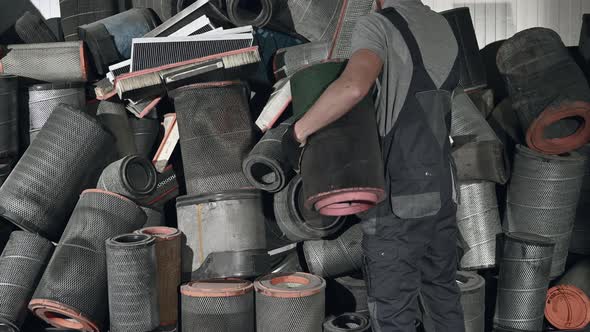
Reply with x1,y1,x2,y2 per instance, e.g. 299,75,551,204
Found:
350,14,387,62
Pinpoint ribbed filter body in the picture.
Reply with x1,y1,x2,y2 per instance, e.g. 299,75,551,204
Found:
456,181,502,270
303,223,363,278
97,155,158,200
15,11,58,43
493,233,555,332
457,271,485,332
96,100,137,159
273,42,330,79
60,0,119,41
0,104,114,242
30,190,147,331
0,231,53,331
571,144,590,254
504,145,586,278
0,75,19,159
171,82,255,195
106,234,159,332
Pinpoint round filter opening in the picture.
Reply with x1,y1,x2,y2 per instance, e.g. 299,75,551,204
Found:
270,275,311,289
113,234,151,244
331,313,368,329
255,272,326,298
29,299,100,332
250,163,277,186
124,157,157,195
294,177,342,231
44,312,85,330
181,278,253,298
137,226,180,240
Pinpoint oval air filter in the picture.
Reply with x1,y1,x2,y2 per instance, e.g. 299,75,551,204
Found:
571,144,590,255
180,279,255,332
457,271,485,332
98,155,158,200
29,189,147,332
60,0,119,41
323,312,371,332
106,233,159,332
255,272,326,332
0,104,114,242
493,232,555,332
0,75,18,159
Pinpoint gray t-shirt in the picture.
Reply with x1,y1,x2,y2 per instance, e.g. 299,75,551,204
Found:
350,0,458,137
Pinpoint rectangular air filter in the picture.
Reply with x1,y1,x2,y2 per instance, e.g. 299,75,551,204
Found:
169,15,215,37
144,0,210,37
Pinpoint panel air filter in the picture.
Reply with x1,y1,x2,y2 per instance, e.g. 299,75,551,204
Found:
180,279,255,332
15,11,58,43
29,189,147,332
545,259,590,330
0,231,53,332
144,0,211,37
494,232,554,332
106,233,159,332
60,0,119,41
97,155,158,201
135,227,181,327
0,75,18,159
0,41,89,82
128,116,161,158
323,313,371,332
273,42,330,80
176,190,268,279
457,271,485,332
571,144,590,255
137,165,180,209
255,272,325,332
302,223,362,278
456,181,502,270
504,145,586,278
441,7,487,91
127,0,179,21
330,276,368,314
170,81,254,195
0,104,114,242
329,0,374,59
28,83,86,143
96,100,137,159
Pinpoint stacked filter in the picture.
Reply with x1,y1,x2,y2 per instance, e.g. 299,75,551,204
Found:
323,313,371,332
545,259,590,330
504,145,586,278
0,75,19,161
60,0,119,41
494,233,555,331
571,144,590,255
273,42,330,80
0,232,53,332
180,279,255,332
29,189,147,331
15,11,58,43
457,271,485,332
97,155,158,201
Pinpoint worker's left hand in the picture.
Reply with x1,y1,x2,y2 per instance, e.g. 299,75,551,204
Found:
282,124,305,173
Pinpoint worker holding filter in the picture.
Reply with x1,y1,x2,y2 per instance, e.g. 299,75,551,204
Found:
283,0,464,331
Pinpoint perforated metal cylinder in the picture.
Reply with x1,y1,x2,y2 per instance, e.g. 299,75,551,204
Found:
571,144,590,255
323,313,371,332
451,88,499,142
180,279,254,332
106,233,159,332
273,42,330,80
493,232,555,332
28,83,86,142
255,272,326,332
0,231,53,332
0,75,19,159
60,0,119,41
97,155,158,200
15,11,58,43
457,271,485,332
504,145,586,278
29,189,147,332
0,104,114,242
0,42,88,82
96,100,137,159
170,82,255,195
303,223,363,278
127,0,178,21
456,181,502,270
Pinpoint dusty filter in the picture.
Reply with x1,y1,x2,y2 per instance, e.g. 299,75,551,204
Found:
0,75,18,159
106,234,159,332
60,0,119,41
328,0,374,59
180,279,255,332
545,259,590,330
0,231,53,332
323,313,371,332
29,189,147,332
15,11,58,43
494,232,555,332
255,272,326,332
457,271,485,332
0,104,114,242
97,155,158,200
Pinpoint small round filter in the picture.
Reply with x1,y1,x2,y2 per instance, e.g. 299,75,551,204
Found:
545,285,590,330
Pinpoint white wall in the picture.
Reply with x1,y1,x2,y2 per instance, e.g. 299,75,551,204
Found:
31,0,60,19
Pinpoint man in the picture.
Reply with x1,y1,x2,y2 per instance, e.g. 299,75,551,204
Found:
283,1,465,331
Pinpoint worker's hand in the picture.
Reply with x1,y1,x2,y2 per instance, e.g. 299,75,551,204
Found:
282,124,305,173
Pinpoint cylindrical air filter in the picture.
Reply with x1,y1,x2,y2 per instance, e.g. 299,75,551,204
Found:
97,155,158,200
226,0,273,27
60,0,119,41
255,272,326,332
0,104,114,242
303,223,363,278
135,227,181,328
0,42,89,82
125,0,178,21
170,81,255,196
273,42,330,80
456,181,502,270
545,259,590,330
96,100,137,159
504,145,586,278
441,7,487,91
176,190,268,279
28,83,86,142
328,275,368,315
106,233,159,332
457,271,485,332
0,231,53,332
15,11,58,43
494,232,555,332
0,75,18,159
29,189,147,332
128,116,161,158
180,279,255,332
243,119,294,193
571,145,590,255
323,313,371,332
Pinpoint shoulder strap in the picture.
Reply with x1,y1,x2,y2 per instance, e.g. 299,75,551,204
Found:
379,7,424,67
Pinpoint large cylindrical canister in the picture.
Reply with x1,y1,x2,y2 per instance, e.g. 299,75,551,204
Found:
457,271,485,332
60,0,119,41
124,0,178,21
323,313,371,332
180,279,255,332
0,75,18,159
571,144,590,255
15,11,58,43
106,233,159,332
29,189,147,332
97,155,158,200
494,232,555,332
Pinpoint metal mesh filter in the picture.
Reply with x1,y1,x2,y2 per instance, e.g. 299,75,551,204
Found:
255,272,326,332
28,83,86,142
457,271,485,332
504,145,586,278
97,155,158,200
15,11,58,43
0,231,53,332
128,0,179,21
331,276,368,314
0,104,114,242
329,0,374,59
96,100,137,159
323,313,371,332
571,144,590,255
303,223,363,278
0,42,88,82
170,81,254,195
30,189,147,332
456,181,502,270
0,75,18,159
60,0,119,41
493,232,555,332
180,279,255,332
106,234,159,332
273,42,330,80
128,116,160,158
451,88,499,142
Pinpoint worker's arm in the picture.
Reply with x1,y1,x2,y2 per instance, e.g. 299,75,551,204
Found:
292,49,384,143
